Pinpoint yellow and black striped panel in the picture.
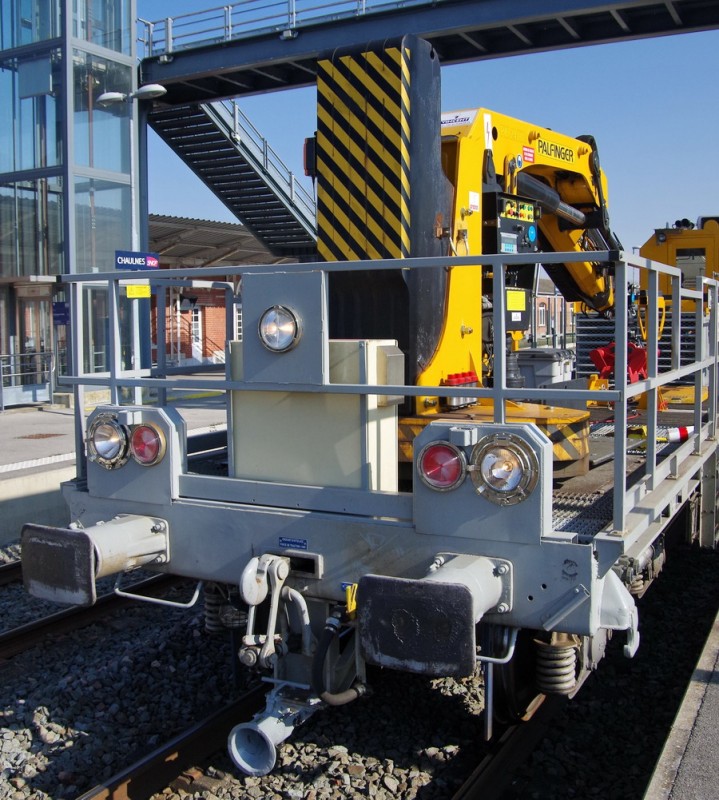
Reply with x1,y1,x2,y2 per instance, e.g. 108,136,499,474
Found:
316,42,411,262
543,419,590,462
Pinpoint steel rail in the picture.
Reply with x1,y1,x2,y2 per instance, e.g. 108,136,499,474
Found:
0,560,22,587
76,686,266,800
0,574,184,660
451,694,568,800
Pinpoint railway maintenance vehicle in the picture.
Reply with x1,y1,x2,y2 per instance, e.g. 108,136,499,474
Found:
21,36,719,776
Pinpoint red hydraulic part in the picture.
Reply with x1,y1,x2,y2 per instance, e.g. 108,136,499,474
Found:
589,341,651,383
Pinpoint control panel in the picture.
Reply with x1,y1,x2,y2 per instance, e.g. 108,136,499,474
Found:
483,193,540,255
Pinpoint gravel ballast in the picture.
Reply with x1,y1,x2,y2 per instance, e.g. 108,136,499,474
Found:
1,538,716,800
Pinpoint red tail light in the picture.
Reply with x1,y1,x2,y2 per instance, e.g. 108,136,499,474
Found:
130,424,166,466
417,441,466,491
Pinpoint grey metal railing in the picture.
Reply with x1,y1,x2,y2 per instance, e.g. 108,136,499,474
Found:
58,248,719,539
0,352,53,411
204,99,316,234
136,0,401,57
58,249,718,554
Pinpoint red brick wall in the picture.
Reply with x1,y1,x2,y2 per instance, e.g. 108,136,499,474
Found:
152,288,230,362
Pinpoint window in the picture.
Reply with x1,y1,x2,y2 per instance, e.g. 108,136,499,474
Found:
0,287,9,354
676,248,706,290
191,306,203,361
74,177,131,272
72,0,131,54
538,303,547,328
1,1,62,50
82,284,108,372
235,305,243,341
73,51,131,174
80,285,135,372
0,178,64,277
0,53,64,174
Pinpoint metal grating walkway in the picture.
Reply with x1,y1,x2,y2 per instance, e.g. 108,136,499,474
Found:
552,490,614,538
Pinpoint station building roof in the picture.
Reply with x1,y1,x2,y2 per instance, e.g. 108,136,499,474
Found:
149,215,294,269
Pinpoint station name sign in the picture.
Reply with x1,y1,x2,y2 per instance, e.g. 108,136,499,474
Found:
115,250,160,270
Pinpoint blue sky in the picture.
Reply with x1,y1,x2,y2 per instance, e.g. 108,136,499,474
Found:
140,1,719,253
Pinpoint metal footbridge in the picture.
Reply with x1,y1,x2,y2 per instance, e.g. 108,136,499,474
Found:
139,0,718,256
139,0,719,101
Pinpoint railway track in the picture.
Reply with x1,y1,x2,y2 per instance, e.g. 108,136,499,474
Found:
76,685,267,800
0,559,22,586
0,573,184,659
72,685,564,800
451,694,568,800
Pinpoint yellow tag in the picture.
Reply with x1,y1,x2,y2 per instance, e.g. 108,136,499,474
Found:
506,289,526,311
345,583,358,619
126,285,151,298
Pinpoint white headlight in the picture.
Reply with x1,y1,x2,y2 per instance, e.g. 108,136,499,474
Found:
258,305,301,352
87,415,129,470
470,434,538,505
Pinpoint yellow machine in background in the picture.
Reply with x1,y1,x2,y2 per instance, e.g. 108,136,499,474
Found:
579,216,719,410
634,217,719,405
639,217,719,304
417,107,619,400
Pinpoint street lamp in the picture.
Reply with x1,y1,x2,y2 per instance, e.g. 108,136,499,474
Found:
93,82,167,387
97,83,167,106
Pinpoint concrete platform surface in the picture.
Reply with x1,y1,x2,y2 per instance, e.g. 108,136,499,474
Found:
0,399,227,544
0,399,227,471
644,608,719,800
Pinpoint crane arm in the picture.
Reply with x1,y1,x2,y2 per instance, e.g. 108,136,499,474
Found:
442,108,620,313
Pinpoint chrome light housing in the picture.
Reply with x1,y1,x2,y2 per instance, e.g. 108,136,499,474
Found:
470,433,538,505
86,414,129,470
258,305,301,352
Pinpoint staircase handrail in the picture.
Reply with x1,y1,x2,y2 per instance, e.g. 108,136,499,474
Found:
202,99,316,235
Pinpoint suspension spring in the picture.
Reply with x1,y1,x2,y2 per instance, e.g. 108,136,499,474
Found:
629,574,645,596
535,638,578,695
204,583,225,634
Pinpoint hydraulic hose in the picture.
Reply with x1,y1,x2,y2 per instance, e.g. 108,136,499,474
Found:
516,171,587,228
312,615,366,706
281,586,313,656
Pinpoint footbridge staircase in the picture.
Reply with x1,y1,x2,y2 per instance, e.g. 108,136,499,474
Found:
149,100,317,259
